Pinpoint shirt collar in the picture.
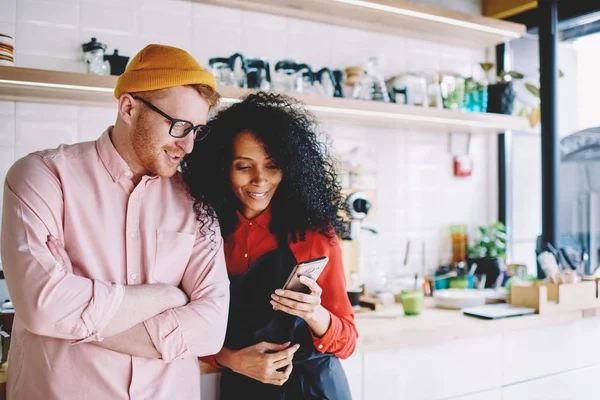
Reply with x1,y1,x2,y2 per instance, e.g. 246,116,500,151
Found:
96,126,161,184
96,126,134,182
235,205,272,231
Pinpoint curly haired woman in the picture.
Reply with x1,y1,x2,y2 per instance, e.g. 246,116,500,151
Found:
182,91,357,399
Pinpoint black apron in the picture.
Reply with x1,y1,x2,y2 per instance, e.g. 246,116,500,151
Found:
219,238,352,400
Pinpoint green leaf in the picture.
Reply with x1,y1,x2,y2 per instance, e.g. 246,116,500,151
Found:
507,71,524,80
525,83,540,97
517,107,528,118
494,231,507,240
490,221,506,231
480,62,494,72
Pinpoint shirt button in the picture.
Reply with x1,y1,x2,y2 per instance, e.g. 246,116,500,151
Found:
249,222,252,226
244,253,248,258
318,345,323,350
130,273,137,280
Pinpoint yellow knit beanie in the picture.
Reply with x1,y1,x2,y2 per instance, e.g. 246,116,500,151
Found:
114,44,216,99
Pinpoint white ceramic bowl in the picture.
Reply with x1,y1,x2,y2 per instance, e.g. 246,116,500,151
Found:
433,288,488,309
0,34,14,48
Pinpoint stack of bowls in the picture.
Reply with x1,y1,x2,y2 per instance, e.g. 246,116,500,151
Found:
0,34,14,66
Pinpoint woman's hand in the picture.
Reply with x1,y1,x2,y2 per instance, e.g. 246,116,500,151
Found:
270,276,332,337
216,342,299,386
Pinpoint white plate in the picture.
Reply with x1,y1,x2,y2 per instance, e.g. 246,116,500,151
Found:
433,288,488,309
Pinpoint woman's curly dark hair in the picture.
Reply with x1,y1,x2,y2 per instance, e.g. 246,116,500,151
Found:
181,91,347,243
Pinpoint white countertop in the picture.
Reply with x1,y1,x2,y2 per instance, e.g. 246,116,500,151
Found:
201,297,594,374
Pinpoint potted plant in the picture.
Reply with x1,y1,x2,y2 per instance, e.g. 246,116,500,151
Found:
467,221,507,288
515,69,564,128
480,63,523,115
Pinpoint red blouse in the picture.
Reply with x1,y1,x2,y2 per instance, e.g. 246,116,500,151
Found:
201,206,358,368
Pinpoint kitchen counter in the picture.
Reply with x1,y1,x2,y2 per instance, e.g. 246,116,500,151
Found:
205,296,591,361
199,297,593,373
199,298,600,399
352,297,591,352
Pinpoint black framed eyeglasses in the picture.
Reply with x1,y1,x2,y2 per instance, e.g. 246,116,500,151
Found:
131,95,210,142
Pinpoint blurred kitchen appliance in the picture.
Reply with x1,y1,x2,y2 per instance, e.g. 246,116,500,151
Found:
314,67,337,97
103,49,129,76
355,57,390,102
272,60,300,93
245,58,271,90
340,191,376,283
345,191,372,240
209,53,247,87
387,72,427,106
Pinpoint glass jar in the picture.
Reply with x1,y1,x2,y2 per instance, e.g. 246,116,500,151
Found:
357,57,390,102
440,72,465,111
81,37,110,75
451,224,468,263
209,57,235,86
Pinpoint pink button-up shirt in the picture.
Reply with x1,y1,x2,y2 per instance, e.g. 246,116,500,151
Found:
0,127,230,399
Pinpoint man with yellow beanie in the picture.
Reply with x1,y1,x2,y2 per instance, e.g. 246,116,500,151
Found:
1,44,230,399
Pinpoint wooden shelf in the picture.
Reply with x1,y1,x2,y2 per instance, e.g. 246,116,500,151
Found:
219,86,529,133
0,66,530,134
194,0,526,48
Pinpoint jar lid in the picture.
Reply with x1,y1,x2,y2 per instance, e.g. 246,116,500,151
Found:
104,49,129,61
274,60,298,73
209,57,231,66
82,37,106,53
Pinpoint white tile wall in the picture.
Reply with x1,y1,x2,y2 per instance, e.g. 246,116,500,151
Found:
0,101,15,147
17,0,79,28
0,147,14,187
192,4,243,66
80,3,137,35
0,0,492,277
0,0,17,40
0,101,15,237
81,0,137,8
0,0,17,24
139,8,192,52
77,106,116,142
14,103,78,159
287,19,332,69
241,11,288,63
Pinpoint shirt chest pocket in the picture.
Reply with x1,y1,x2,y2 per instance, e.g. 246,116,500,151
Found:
153,230,196,285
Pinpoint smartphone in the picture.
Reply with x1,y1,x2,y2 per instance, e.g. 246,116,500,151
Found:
282,256,329,293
